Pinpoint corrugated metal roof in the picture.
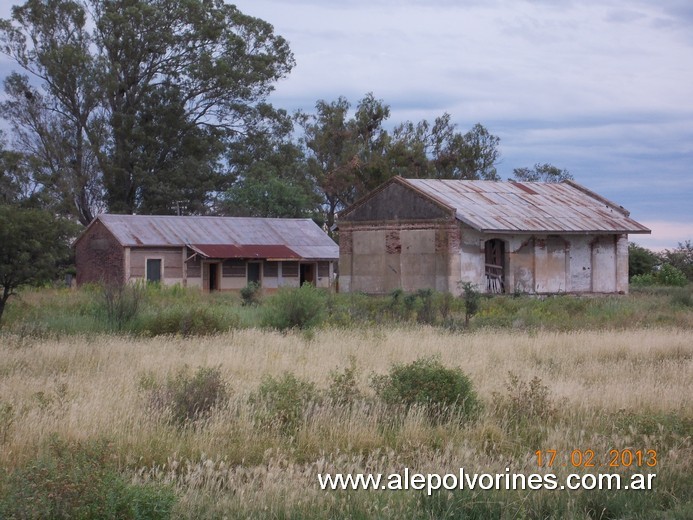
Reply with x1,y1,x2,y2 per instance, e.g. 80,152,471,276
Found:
403,178,651,234
92,215,338,259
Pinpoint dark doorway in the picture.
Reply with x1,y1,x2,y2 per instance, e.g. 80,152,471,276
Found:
146,259,161,283
247,262,261,285
300,263,315,286
208,263,219,291
484,239,505,293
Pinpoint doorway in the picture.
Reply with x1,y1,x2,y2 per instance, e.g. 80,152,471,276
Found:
146,258,162,284
208,263,220,291
484,239,505,293
300,263,316,286
247,262,261,286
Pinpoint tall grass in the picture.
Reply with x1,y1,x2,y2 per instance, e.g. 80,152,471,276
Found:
0,327,690,518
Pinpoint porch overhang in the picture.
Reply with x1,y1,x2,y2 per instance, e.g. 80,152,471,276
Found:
187,243,302,261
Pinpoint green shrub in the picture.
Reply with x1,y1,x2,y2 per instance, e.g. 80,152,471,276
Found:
251,372,318,434
371,357,479,422
458,282,481,327
240,282,261,306
629,243,659,279
631,264,687,287
260,284,327,331
132,305,233,337
657,263,688,287
144,366,229,425
328,358,362,407
0,436,176,519
631,273,657,286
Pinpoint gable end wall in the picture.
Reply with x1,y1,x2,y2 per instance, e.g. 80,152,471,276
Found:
75,220,124,286
341,182,451,222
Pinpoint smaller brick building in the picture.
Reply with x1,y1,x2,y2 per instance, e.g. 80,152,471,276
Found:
336,177,650,295
74,214,338,291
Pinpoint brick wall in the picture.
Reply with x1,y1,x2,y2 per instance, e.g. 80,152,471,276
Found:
75,220,124,285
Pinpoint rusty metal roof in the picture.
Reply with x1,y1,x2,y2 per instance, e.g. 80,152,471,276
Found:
189,244,301,260
92,215,338,259
403,178,651,234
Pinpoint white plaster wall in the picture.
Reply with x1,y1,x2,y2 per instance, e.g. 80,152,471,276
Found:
568,236,592,292
458,227,486,290
592,235,617,293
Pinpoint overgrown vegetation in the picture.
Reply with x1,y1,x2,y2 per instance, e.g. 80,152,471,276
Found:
250,372,319,435
0,436,176,519
0,323,691,518
2,282,693,338
260,283,328,331
0,327,690,518
141,366,229,426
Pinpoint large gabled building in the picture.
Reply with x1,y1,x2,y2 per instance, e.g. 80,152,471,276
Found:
75,214,338,291
336,177,650,295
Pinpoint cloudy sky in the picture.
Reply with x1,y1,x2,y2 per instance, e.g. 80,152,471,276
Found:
232,0,693,250
1,1,691,249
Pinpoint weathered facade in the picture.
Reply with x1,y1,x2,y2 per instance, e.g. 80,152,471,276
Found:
75,215,338,291
337,177,650,295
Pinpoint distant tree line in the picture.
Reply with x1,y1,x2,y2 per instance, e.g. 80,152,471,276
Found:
629,241,693,285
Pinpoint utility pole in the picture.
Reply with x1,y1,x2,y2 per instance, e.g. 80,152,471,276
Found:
172,200,187,216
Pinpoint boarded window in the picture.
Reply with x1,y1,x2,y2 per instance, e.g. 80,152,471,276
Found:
186,255,201,278
146,259,162,283
318,261,330,278
282,261,299,277
223,259,246,277
264,261,278,278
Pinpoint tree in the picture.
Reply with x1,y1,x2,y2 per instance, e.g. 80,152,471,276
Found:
659,240,693,282
222,175,319,219
0,205,74,325
628,243,659,280
511,163,573,183
295,94,389,232
298,94,502,229
0,0,294,219
1,74,104,223
221,105,320,219
389,116,500,180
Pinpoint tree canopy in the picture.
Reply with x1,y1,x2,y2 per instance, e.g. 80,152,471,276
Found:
511,163,573,183
0,0,295,223
0,204,75,324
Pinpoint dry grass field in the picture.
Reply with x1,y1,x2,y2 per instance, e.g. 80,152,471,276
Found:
1,325,691,518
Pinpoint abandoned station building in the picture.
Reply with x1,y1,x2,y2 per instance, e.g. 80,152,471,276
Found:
337,177,650,295
75,214,338,291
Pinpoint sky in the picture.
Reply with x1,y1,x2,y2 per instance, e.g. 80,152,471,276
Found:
230,0,693,250
1,0,691,250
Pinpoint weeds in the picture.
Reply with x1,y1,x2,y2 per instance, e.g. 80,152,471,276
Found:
240,282,261,306
102,281,146,330
143,366,229,426
327,357,363,407
0,436,176,519
491,372,561,449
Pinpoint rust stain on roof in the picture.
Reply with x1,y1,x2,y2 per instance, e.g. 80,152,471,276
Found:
403,178,650,234
93,215,338,260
